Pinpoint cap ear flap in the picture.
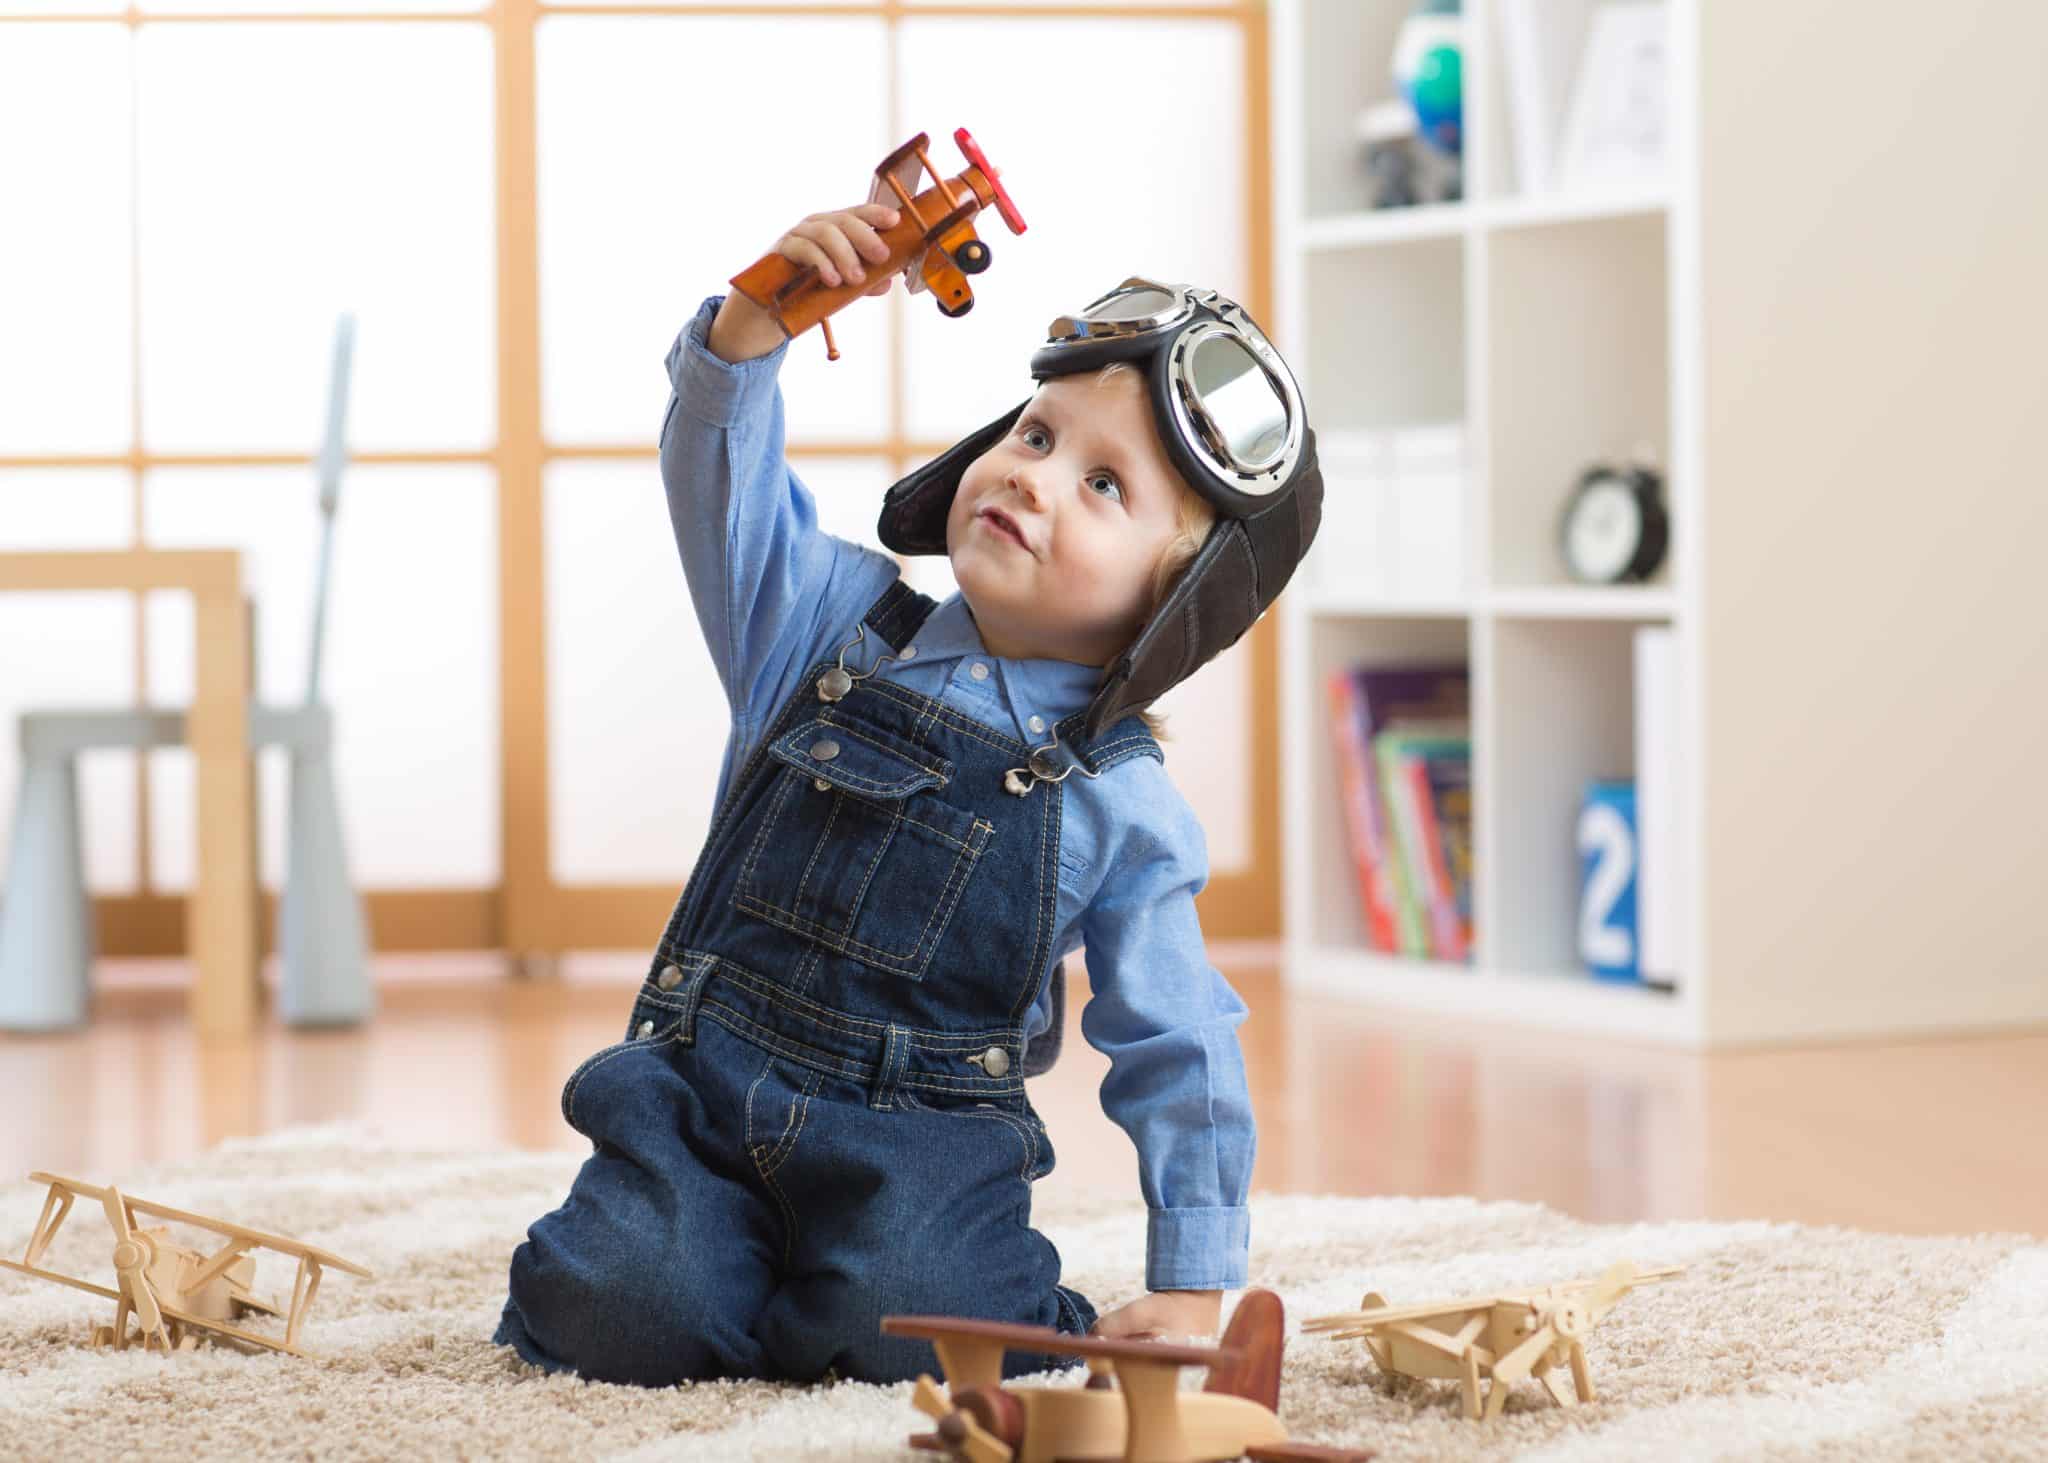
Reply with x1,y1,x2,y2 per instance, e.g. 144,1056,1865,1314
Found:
877,400,1027,555
1078,520,1258,741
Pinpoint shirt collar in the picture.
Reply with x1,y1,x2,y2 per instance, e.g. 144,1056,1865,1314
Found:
878,593,1102,734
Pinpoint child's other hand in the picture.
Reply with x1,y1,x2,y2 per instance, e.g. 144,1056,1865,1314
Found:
776,203,903,296
1090,1289,1223,1342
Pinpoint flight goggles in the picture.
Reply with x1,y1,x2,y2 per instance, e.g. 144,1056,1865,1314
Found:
1031,276,1308,519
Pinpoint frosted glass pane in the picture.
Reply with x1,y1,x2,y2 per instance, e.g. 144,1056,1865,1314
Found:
537,16,890,447
136,25,494,453
143,465,498,890
898,18,1247,441
545,456,890,884
0,471,138,892
0,25,132,454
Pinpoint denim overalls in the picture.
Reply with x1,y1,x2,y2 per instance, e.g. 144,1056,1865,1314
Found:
495,577,1164,1386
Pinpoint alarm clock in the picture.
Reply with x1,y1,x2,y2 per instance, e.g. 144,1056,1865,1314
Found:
1560,461,1669,584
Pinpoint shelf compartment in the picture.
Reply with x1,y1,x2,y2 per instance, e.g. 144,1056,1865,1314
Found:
1298,613,1472,957
1302,204,1470,250
1485,616,1650,984
1303,238,1466,433
1298,0,1452,223
1484,209,1670,590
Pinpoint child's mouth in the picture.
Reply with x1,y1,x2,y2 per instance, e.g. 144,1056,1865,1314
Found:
979,510,1029,551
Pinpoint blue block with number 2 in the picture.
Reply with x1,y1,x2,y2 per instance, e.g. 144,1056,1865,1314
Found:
1577,780,1639,983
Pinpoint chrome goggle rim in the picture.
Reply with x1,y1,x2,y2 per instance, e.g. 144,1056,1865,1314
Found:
1045,278,1302,496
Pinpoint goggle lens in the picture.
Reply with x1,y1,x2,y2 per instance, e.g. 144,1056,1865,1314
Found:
1186,331,1288,474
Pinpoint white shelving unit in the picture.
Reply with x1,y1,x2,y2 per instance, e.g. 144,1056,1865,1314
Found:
1273,0,1700,1044
1273,0,2048,1050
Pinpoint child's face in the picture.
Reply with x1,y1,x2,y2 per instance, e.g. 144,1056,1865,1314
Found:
945,372,1193,667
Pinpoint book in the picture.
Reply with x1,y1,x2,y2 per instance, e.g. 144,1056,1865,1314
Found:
1408,739,1474,961
1325,670,1398,951
1375,727,1472,960
1329,665,1470,953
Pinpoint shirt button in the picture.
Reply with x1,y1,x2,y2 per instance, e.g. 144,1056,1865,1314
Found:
636,1020,656,1039
899,644,917,660
656,963,683,991
969,662,989,681
1027,715,1045,734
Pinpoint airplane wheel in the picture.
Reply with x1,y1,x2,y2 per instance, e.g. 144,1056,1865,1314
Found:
939,295,974,319
178,1334,200,1352
954,239,992,275
91,1325,115,1348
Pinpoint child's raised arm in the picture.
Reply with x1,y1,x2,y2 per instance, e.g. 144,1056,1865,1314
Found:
657,203,903,744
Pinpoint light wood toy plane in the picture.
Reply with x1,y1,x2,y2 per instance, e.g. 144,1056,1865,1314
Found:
882,1289,1373,1463
1303,1261,1683,1422
729,126,1027,361
0,1172,371,1357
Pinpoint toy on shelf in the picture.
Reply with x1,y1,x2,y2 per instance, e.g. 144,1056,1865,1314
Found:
0,1172,372,1358
1304,1261,1682,1422
882,1288,1373,1463
728,126,1027,363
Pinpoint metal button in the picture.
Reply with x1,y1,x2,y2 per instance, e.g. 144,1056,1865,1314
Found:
899,644,918,660
818,666,852,702
636,1020,656,1039
969,662,989,681
1027,714,1045,734
979,1046,1011,1078
656,962,683,991
813,778,831,792
1028,750,1062,780
810,738,840,761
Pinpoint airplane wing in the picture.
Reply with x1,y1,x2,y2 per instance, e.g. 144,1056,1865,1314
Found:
30,1173,372,1279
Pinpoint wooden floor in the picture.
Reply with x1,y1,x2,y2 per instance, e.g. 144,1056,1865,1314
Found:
4,950,2044,1239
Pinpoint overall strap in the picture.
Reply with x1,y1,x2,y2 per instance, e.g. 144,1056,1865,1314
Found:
859,575,939,652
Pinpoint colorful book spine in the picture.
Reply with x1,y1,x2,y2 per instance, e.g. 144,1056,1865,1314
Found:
1325,671,1400,951
1373,732,1432,956
1405,753,1470,961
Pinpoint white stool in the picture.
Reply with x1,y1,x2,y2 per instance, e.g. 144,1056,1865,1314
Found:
0,703,371,1030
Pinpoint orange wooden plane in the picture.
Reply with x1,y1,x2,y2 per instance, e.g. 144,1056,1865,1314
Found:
729,126,1026,361
0,1171,371,1358
883,1289,1372,1463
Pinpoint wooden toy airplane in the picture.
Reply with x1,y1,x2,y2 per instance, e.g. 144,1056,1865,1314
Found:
882,1289,1373,1463
0,1171,371,1358
1303,1261,1683,1422
729,126,1027,361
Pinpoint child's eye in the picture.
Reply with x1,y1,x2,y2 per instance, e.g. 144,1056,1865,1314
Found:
1088,473,1123,503
1019,423,1051,450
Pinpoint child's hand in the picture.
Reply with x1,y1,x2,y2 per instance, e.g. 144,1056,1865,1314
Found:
775,202,903,296
710,203,904,363
1090,1289,1224,1342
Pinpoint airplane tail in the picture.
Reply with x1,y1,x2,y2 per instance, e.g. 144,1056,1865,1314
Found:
1204,1288,1283,1413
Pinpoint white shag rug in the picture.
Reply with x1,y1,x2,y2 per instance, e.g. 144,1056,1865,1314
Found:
1,1126,2042,1461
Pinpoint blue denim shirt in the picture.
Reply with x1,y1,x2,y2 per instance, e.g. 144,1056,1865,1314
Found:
656,294,1253,1291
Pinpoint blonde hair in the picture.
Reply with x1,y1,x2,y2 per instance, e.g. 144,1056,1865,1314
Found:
1090,361,1218,741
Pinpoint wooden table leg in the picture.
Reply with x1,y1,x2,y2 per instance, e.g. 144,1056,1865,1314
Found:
189,586,258,1036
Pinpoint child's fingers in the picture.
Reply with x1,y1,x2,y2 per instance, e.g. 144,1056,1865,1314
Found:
842,212,897,266
784,219,864,285
777,232,845,287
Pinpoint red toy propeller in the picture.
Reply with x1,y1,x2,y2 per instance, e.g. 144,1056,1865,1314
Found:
954,127,1026,236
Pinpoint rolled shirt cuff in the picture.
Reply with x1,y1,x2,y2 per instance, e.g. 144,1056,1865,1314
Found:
1144,1205,1251,1292
666,293,790,429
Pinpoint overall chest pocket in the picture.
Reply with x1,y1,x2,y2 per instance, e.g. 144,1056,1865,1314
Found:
734,719,995,981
